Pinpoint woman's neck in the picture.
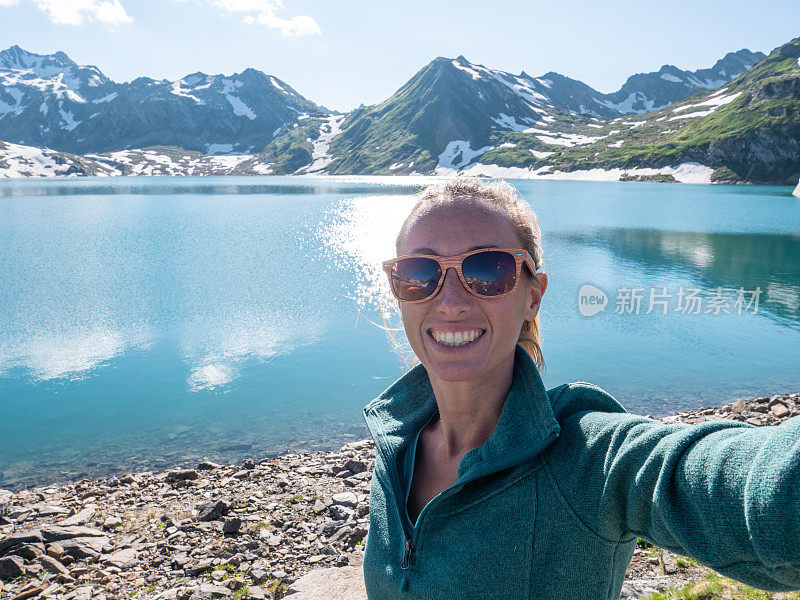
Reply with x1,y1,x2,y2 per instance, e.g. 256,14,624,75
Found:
426,359,515,460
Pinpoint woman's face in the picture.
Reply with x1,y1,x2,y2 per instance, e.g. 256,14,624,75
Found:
396,201,547,385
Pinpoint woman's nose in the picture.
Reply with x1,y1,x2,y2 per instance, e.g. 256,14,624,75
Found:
436,267,471,313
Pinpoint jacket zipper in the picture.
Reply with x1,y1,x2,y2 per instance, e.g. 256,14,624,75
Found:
401,427,559,571
365,406,560,578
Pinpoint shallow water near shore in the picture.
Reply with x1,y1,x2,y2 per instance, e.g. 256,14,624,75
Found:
1,176,799,490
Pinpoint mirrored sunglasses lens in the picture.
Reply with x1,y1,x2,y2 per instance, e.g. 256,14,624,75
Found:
462,251,517,296
391,257,441,301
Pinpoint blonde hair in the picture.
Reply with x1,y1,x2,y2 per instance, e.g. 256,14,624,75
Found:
394,177,546,373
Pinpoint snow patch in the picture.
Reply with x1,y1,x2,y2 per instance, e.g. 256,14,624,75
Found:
208,155,250,170
686,75,726,89
92,92,118,103
222,79,256,120
205,143,234,155
498,142,516,149
594,92,668,114
586,123,604,129
270,77,286,92
58,105,80,131
669,110,715,121
457,162,714,184
535,132,605,147
660,73,683,83
492,113,529,132
170,80,203,104
297,114,345,174
530,150,554,158
672,91,742,114
252,163,274,175
436,140,494,172
452,60,483,80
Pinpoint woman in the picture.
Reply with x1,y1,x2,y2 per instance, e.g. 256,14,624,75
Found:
361,177,800,599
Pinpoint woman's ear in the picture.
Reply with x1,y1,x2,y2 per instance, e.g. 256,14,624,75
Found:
524,272,547,321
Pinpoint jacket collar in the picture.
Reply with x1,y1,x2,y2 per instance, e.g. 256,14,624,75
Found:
362,345,561,482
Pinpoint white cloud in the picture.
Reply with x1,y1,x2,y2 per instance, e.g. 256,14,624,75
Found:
0,0,133,25
185,0,321,36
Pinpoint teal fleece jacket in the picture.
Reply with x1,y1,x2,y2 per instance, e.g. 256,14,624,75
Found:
361,345,800,599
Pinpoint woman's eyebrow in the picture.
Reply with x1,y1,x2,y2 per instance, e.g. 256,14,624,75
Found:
410,244,499,255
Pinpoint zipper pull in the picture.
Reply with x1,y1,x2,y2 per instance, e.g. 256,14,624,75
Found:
400,538,414,570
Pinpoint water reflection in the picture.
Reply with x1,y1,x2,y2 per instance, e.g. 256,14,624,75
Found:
554,228,800,328
0,175,440,198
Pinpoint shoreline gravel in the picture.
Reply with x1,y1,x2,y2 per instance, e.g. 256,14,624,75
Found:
1,390,798,600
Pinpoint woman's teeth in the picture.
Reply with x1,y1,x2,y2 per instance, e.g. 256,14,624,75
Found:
430,329,484,347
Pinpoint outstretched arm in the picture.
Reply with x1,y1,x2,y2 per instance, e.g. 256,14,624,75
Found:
544,383,800,591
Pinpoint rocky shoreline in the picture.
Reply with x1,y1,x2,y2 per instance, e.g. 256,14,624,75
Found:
1,390,799,600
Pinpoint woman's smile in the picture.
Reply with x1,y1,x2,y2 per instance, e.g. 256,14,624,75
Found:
427,327,486,348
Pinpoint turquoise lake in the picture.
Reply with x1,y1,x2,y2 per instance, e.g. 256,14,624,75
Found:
1,176,799,490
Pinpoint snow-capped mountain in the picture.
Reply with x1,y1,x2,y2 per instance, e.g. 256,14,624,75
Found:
3,40,796,184
0,46,328,154
323,50,764,174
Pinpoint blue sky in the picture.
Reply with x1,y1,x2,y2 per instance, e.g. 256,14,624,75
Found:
0,0,798,112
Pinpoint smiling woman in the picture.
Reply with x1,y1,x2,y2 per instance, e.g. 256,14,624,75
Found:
361,177,800,599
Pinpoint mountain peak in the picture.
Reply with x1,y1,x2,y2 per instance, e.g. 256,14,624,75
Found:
0,45,77,71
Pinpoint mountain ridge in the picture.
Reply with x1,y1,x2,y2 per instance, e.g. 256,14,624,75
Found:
2,40,798,185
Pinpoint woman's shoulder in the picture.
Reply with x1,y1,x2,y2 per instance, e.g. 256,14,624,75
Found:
546,380,630,421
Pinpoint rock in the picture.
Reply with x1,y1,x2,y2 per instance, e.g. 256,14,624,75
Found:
57,508,96,527
185,557,215,576
37,554,70,575
167,469,199,482
731,399,747,412
793,178,800,198
0,530,44,555
101,548,139,568
241,459,256,470
661,550,678,575
62,585,95,600
246,586,266,599
15,583,46,600
57,535,109,560
223,577,246,591
222,518,241,535
32,505,70,517
771,403,790,418
103,516,122,529
46,542,64,561
619,577,674,599
0,489,13,505
343,460,368,474
39,525,107,542
329,505,355,520
197,461,222,471
197,500,229,522
283,566,366,600
332,492,358,508
250,568,269,584
0,555,25,581
6,542,45,560
190,583,233,599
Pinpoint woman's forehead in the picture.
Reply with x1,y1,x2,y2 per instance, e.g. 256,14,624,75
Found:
399,202,519,253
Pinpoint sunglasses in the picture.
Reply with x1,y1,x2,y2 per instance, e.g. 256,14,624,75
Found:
382,248,541,303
